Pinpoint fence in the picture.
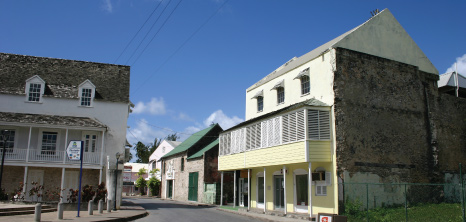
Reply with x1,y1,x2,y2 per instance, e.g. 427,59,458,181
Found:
339,181,466,222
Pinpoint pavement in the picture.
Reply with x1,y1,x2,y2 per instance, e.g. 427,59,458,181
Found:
0,197,312,222
0,200,148,222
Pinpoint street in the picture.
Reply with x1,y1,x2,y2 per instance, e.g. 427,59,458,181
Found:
127,197,264,222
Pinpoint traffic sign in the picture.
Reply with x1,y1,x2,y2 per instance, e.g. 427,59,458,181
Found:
67,140,82,160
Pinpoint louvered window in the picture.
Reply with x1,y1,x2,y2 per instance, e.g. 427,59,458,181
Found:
308,110,331,140
281,110,305,143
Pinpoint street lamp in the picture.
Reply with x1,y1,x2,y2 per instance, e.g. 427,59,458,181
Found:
113,152,121,211
0,130,10,193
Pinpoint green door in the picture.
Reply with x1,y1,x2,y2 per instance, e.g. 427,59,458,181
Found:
188,172,198,201
167,180,173,199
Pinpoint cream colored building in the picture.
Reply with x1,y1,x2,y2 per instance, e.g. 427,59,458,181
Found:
218,9,438,218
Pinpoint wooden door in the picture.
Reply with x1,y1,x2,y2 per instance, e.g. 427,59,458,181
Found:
188,172,198,201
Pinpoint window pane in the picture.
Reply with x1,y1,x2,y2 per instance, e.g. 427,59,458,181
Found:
81,88,92,106
28,83,41,102
301,76,310,95
41,132,57,154
257,96,263,112
0,130,15,152
277,87,284,104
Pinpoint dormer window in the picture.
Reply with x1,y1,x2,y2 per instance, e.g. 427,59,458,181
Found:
78,80,96,107
294,68,310,96
251,90,264,112
25,75,45,103
271,80,285,105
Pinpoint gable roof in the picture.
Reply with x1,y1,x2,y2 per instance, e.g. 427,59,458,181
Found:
161,124,221,159
439,72,466,88
166,141,182,148
247,9,438,92
0,53,130,103
187,139,219,160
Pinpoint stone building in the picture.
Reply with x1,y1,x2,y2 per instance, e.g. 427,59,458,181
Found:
0,53,131,208
160,124,223,204
217,8,466,218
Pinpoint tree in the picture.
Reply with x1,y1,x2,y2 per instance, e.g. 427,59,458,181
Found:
135,176,147,195
137,168,147,177
148,177,160,196
133,142,151,163
133,133,180,163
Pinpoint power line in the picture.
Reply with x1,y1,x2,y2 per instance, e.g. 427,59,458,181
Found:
113,0,164,64
130,0,183,66
125,0,175,65
131,0,230,95
127,128,141,142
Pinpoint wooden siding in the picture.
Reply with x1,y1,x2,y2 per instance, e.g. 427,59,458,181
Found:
219,142,305,170
308,140,331,162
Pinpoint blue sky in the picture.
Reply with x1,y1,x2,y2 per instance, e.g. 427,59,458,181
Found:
1,1,465,161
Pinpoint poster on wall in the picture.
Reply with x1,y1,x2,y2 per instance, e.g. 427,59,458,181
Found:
318,213,333,222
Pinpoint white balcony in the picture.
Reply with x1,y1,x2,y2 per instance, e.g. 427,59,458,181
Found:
0,148,101,165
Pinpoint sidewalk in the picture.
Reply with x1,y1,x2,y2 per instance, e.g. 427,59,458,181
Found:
0,201,148,222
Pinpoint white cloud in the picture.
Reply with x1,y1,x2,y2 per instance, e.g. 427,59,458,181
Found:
127,119,166,146
203,110,243,130
102,0,113,13
132,97,166,115
446,54,466,75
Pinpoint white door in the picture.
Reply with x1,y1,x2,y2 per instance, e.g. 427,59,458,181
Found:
64,171,79,201
239,178,248,207
26,170,44,201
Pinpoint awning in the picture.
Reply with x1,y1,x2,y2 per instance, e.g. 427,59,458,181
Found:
294,67,310,79
251,89,264,99
0,112,107,129
270,80,284,90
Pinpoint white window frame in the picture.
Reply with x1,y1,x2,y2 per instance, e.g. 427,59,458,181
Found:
277,87,285,105
38,129,60,155
257,96,264,112
315,171,331,196
293,169,309,213
300,75,310,96
82,131,98,153
256,172,265,209
25,75,45,103
78,80,96,107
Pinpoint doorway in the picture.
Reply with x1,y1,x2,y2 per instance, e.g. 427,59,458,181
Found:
26,170,44,201
238,178,248,207
188,172,198,201
274,175,284,209
167,180,173,199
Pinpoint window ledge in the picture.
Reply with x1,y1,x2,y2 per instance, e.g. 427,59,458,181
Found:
300,93,310,97
78,105,94,108
25,101,43,104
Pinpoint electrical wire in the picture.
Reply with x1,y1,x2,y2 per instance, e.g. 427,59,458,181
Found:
113,0,164,64
131,0,230,95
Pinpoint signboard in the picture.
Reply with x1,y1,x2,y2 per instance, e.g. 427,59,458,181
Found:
67,140,82,160
166,160,175,180
123,172,132,182
318,213,334,222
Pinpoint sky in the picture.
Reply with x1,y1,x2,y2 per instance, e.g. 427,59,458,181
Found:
1,0,465,162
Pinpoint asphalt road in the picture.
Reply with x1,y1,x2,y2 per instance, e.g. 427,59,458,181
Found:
128,198,263,222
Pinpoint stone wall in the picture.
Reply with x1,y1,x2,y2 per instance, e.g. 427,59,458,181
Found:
334,48,437,183
333,48,466,209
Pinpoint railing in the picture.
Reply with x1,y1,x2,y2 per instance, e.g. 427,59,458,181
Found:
0,148,100,165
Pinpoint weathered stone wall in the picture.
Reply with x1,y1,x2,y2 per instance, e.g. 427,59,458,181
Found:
334,48,437,184
435,94,466,172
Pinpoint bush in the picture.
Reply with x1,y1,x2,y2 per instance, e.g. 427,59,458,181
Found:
135,176,147,195
148,177,160,196
94,182,107,203
82,185,95,202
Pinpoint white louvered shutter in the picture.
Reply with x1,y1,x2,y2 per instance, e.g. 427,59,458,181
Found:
325,172,332,186
282,114,289,143
308,110,319,139
319,111,331,140
297,110,305,140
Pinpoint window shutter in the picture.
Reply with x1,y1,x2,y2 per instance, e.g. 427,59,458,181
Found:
246,127,251,151
308,110,319,139
273,117,281,145
282,114,289,143
261,121,267,148
297,110,305,140
322,186,327,195
289,112,297,142
256,123,261,148
319,111,331,140
325,172,332,186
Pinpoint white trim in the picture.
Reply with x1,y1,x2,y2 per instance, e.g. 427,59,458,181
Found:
233,170,236,207
308,162,312,217
256,172,265,209
220,172,224,206
264,167,266,213
63,129,68,163
60,168,66,202
26,127,32,162
78,80,96,107
0,121,106,131
38,129,61,154
283,165,287,215
25,75,45,103
293,169,308,213
22,166,28,194
248,169,251,211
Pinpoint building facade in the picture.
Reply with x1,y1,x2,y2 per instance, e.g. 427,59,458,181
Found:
160,124,223,204
0,53,130,207
218,8,466,218
148,140,181,180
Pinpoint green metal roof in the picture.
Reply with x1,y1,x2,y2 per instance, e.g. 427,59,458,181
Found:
187,139,219,160
161,124,218,159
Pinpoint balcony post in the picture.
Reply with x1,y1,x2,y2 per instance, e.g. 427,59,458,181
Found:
247,169,250,211
308,162,312,218
233,170,236,207
283,165,287,215
63,129,68,164
26,126,32,162
23,166,28,194
60,168,65,202
264,167,266,213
